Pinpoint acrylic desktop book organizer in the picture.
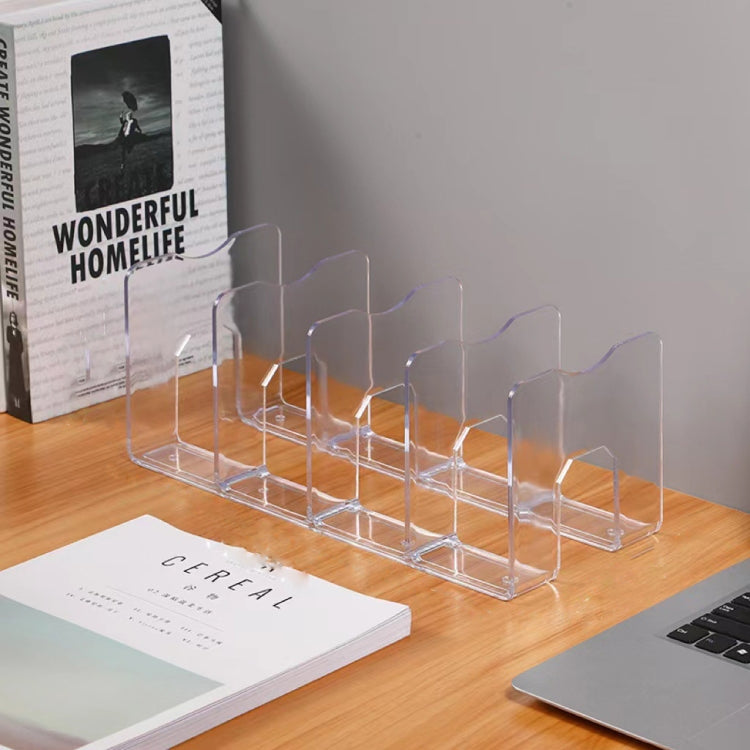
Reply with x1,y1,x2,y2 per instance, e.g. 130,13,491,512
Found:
125,224,663,600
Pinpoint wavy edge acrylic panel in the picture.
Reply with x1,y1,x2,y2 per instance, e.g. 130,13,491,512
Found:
507,331,663,551
305,276,464,560
402,305,563,599
125,224,284,493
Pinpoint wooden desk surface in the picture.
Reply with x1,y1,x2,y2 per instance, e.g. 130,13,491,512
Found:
1,399,748,750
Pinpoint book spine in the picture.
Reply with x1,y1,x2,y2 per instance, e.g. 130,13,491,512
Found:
0,23,30,422
0,288,4,413
0,277,4,413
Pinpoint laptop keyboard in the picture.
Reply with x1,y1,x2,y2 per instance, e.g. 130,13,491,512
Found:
667,590,750,665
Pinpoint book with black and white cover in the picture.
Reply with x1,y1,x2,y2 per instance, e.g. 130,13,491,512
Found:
0,515,412,749
0,0,228,422
0,293,5,413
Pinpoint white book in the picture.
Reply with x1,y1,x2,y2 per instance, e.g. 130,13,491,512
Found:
0,292,5,412
0,0,228,422
0,515,412,749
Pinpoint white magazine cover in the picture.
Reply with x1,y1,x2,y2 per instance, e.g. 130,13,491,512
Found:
0,516,411,749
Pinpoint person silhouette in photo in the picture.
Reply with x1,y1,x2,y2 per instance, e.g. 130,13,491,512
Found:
6,311,29,417
117,90,144,171
117,108,143,171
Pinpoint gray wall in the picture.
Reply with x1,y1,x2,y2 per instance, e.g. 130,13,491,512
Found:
224,0,750,512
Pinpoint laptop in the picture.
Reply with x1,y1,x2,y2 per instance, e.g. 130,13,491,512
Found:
512,558,750,750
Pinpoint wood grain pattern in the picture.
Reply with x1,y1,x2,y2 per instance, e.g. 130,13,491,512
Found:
1,385,748,749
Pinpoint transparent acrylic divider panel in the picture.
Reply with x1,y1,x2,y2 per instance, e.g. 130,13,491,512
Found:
402,305,562,599
306,277,463,555
212,249,370,523
507,331,663,551
126,224,283,489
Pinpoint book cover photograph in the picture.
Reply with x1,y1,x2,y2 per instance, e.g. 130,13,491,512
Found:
0,595,221,750
0,516,411,749
0,0,229,423
72,35,174,212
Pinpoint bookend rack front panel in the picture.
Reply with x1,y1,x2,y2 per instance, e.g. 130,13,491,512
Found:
125,224,663,600
306,276,465,560
507,332,663,552
401,305,564,598
126,224,282,492
213,246,371,523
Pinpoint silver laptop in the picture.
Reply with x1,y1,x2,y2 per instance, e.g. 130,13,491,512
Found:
513,558,750,750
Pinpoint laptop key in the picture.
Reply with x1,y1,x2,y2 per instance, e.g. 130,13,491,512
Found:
692,613,750,642
667,624,709,643
732,592,750,608
714,602,750,625
723,642,750,664
695,633,737,653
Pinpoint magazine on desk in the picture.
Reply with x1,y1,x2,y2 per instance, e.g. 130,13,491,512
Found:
0,515,411,749
0,0,229,422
